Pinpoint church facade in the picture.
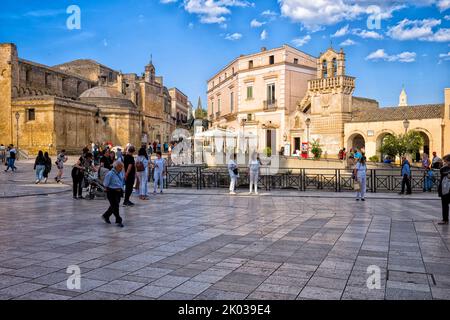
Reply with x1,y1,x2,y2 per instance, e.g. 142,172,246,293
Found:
0,43,187,155
207,45,450,159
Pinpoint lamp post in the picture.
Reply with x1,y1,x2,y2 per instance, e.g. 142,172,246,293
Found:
403,119,410,134
305,118,311,157
15,112,20,152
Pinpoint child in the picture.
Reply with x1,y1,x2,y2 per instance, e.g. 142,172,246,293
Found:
424,167,434,192
152,151,166,194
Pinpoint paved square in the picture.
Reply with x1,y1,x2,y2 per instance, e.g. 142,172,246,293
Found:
0,186,449,300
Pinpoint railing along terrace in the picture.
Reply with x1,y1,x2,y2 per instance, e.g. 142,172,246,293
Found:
164,165,441,193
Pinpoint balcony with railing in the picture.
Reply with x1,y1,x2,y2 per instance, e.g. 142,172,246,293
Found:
308,75,355,92
263,99,277,111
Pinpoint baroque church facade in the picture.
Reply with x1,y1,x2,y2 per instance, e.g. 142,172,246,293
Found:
207,45,450,159
0,43,186,155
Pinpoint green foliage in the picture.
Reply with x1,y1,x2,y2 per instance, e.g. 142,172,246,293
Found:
369,155,379,162
379,131,424,158
263,147,272,157
310,139,323,160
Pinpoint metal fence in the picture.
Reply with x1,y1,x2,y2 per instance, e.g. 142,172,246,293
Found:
165,166,441,193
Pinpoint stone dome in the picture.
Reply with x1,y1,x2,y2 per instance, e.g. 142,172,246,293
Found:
79,86,137,110
80,86,127,99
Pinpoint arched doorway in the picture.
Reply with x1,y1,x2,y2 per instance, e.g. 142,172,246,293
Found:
347,133,365,152
376,132,394,161
414,131,431,163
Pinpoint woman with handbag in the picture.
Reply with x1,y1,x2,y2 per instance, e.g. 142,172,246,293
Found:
354,156,367,201
228,154,239,195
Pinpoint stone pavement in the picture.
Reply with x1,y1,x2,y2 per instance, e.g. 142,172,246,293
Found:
0,184,449,300
0,159,72,198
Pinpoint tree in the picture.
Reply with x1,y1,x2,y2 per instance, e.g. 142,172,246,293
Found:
310,139,323,159
379,131,424,159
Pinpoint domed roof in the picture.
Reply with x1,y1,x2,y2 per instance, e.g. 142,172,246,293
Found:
80,86,127,99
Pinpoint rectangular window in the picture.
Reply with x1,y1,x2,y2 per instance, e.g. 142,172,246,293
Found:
27,108,35,121
230,92,234,113
269,55,275,65
218,98,221,112
45,73,51,87
246,86,253,99
267,84,276,104
211,101,214,116
248,60,253,69
247,113,252,121
294,58,299,64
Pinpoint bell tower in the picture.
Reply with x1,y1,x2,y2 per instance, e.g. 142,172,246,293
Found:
144,55,155,83
307,47,355,155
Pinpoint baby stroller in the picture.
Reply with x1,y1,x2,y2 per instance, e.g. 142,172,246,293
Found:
84,167,108,200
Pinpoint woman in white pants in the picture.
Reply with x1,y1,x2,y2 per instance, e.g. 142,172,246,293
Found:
228,154,238,195
152,151,166,194
248,152,261,194
354,156,367,201
136,147,149,200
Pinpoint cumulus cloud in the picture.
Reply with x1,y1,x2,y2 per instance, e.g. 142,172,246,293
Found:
292,35,311,47
278,0,446,30
366,49,416,63
353,28,384,39
332,25,349,37
172,0,254,25
250,19,265,27
260,29,268,40
225,32,243,40
340,39,357,46
387,18,450,42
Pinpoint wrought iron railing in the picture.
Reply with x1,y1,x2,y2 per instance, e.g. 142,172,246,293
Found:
164,166,441,193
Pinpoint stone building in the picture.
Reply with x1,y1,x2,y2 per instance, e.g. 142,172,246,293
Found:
0,43,182,155
168,87,190,127
207,45,450,159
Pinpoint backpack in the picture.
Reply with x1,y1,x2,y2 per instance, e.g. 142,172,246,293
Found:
442,174,450,196
135,160,145,172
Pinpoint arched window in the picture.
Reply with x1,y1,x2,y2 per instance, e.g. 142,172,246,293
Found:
332,58,337,77
322,60,328,78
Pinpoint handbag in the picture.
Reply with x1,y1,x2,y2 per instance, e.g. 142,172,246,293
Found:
233,168,239,175
354,180,361,191
136,160,145,172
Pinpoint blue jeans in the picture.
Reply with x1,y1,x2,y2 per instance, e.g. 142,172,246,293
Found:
154,171,164,192
6,158,15,171
356,176,367,199
35,165,45,181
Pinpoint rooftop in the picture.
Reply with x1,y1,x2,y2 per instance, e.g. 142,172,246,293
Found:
351,104,444,122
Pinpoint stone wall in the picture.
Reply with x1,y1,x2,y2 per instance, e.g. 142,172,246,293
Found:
0,43,16,146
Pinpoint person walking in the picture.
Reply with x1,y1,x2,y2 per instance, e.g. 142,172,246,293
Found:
102,161,125,228
5,144,17,172
136,147,150,200
71,148,94,199
228,154,238,195
152,151,166,194
354,156,367,201
399,156,412,195
123,146,136,206
34,151,46,184
43,152,52,183
248,152,261,195
438,154,450,225
55,149,67,183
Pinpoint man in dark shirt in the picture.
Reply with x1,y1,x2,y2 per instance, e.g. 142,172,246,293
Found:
123,146,136,206
100,150,113,170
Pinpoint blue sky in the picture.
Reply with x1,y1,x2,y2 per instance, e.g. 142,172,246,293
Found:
0,0,449,108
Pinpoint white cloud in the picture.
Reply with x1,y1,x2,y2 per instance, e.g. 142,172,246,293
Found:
260,29,268,40
292,35,311,47
225,32,242,40
439,52,450,61
445,15,450,20
353,29,384,39
387,18,450,42
261,10,277,17
250,19,265,28
438,0,450,11
366,49,416,63
160,0,177,3
278,0,448,30
340,39,356,46
332,25,349,38
182,0,253,25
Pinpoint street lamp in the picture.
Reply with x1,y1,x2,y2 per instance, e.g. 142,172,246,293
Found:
305,118,311,157
403,119,410,134
15,112,20,151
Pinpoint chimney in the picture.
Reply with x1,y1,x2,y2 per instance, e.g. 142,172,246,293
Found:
116,72,123,94
261,47,267,52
